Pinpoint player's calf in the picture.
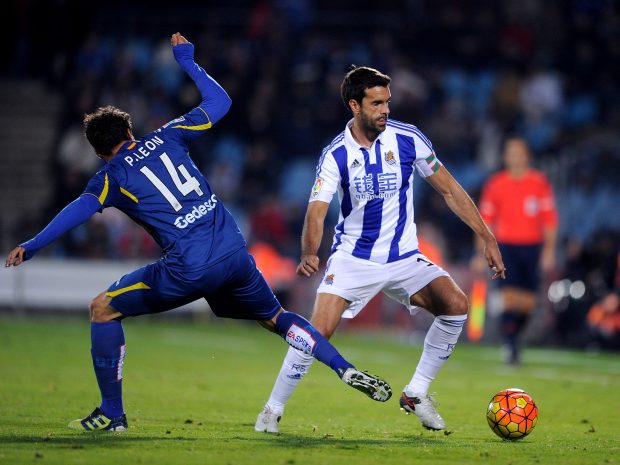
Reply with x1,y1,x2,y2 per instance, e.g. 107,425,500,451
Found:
270,310,392,402
272,310,354,373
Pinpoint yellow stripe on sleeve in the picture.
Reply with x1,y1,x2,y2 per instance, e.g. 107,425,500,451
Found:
105,282,151,298
172,122,213,131
120,187,139,203
172,107,212,131
98,174,110,204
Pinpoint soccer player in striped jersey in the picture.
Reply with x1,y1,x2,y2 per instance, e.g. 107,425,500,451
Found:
255,66,505,433
4,34,392,433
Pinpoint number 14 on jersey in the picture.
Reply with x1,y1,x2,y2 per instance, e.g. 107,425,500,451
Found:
140,153,203,211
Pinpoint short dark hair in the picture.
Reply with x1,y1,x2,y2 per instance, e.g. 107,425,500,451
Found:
83,105,132,156
340,66,391,110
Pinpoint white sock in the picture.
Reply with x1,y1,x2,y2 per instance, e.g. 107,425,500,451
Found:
265,346,315,414
406,314,467,396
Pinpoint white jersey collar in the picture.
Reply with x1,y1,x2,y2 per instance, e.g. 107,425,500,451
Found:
344,118,387,152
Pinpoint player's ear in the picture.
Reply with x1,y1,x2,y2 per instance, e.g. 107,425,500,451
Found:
349,99,360,114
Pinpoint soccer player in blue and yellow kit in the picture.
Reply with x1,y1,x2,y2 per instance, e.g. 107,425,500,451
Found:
4,33,391,432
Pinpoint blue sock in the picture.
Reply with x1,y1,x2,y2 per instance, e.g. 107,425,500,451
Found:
91,321,126,418
273,311,354,377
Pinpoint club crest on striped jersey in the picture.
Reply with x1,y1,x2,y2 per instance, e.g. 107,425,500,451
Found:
384,150,396,165
311,177,323,198
324,274,334,285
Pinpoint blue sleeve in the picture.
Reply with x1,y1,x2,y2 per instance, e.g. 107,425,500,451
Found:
20,195,101,260
83,169,120,209
166,43,232,142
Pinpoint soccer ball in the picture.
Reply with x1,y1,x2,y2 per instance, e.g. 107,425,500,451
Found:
486,388,538,440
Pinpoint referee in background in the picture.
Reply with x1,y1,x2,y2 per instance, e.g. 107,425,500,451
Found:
477,137,558,365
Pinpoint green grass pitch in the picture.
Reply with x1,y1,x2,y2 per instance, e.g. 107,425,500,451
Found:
0,316,618,465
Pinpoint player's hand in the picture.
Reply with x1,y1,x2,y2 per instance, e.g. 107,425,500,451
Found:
5,246,26,268
297,254,320,277
483,238,506,280
170,32,190,47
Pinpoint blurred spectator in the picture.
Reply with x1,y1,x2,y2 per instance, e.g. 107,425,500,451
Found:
249,241,297,307
587,292,620,350
551,230,619,345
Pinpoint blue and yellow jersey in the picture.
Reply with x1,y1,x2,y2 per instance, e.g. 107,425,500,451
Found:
83,111,244,270
82,44,244,270
20,43,244,269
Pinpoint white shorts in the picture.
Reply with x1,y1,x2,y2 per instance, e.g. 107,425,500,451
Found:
316,251,449,319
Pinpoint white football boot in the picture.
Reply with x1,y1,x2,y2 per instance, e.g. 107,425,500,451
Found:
254,405,282,433
400,391,446,430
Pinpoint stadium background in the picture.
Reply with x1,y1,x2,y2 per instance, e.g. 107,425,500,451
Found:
0,0,618,350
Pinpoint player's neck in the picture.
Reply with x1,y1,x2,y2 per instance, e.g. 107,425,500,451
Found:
99,139,133,162
508,167,529,179
350,121,379,148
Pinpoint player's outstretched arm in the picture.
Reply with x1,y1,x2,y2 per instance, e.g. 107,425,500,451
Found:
170,32,232,128
5,195,101,267
297,201,330,277
426,166,506,280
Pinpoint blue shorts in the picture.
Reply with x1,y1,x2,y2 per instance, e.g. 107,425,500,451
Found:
497,243,542,292
105,247,281,320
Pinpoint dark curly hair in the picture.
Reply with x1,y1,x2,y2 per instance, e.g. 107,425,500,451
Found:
340,66,391,111
83,105,132,156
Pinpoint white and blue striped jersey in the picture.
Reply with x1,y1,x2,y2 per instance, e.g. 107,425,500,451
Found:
310,119,442,264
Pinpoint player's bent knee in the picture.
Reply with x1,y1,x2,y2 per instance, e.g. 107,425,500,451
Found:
443,292,469,317
455,294,470,316
89,292,119,322
89,295,102,321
